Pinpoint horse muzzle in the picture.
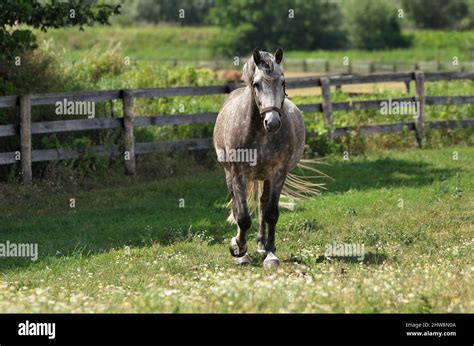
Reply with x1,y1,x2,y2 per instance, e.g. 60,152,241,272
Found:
262,108,282,134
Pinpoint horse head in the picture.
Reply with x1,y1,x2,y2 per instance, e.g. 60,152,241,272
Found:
243,48,286,134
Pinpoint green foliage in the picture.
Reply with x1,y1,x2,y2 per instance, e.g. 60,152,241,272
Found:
208,0,347,56
114,62,220,144
465,0,474,29
345,0,410,49
0,0,120,61
304,123,340,157
284,28,474,65
0,40,76,96
410,30,474,57
69,48,125,84
402,0,471,29
118,0,214,25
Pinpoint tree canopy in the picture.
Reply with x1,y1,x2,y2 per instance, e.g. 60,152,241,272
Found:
208,0,347,56
345,0,410,50
402,0,471,29
0,0,120,61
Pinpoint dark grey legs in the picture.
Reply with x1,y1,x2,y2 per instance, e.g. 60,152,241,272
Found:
226,169,286,268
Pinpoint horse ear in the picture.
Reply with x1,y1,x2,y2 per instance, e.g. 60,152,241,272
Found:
253,48,261,65
275,47,283,64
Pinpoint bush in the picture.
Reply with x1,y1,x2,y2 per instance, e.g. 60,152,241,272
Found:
402,0,470,29
345,0,410,50
0,40,74,95
304,122,339,157
118,0,214,25
69,46,125,85
208,0,347,56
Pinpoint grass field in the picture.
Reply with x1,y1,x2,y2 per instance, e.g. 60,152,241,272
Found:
35,25,474,63
35,25,218,61
0,147,472,313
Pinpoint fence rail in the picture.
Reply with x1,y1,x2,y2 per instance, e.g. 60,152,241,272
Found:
0,71,473,184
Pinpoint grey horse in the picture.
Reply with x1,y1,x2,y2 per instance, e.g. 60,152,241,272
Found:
213,48,306,269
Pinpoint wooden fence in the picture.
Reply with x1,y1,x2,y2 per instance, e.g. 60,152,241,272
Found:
0,71,473,184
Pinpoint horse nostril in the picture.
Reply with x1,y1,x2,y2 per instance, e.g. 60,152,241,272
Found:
264,119,281,133
275,120,282,131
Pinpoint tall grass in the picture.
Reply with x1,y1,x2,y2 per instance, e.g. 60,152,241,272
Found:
34,25,219,61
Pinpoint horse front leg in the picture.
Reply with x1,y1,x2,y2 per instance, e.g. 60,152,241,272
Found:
263,170,287,269
229,172,251,264
256,180,270,254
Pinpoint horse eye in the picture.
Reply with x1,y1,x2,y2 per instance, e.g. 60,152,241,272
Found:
253,83,260,90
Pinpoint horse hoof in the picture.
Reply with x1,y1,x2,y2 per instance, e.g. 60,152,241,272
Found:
263,252,280,269
229,237,247,257
235,253,251,265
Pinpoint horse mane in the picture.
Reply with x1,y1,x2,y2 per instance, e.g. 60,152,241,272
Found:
242,51,283,85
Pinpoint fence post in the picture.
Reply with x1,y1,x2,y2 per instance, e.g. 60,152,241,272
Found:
404,81,411,94
414,71,425,148
122,90,136,175
369,61,375,74
19,94,32,184
325,60,330,73
321,77,333,140
302,59,308,72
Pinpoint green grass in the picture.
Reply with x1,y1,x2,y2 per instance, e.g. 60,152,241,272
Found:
286,30,474,62
35,24,219,61
0,147,472,312
36,25,474,63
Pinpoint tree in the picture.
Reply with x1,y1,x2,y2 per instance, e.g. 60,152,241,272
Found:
402,0,469,29
208,0,347,56
0,0,120,61
345,0,409,50
126,0,214,25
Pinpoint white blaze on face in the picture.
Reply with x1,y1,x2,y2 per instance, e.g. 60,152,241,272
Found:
254,72,285,132
255,75,284,107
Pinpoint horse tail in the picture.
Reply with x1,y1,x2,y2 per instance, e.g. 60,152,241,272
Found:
226,180,264,224
280,158,332,210
226,158,331,224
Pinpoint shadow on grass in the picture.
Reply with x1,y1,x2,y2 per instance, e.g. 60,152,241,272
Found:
282,252,388,266
314,252,388,265
0,156,457,271
315,156,459,193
